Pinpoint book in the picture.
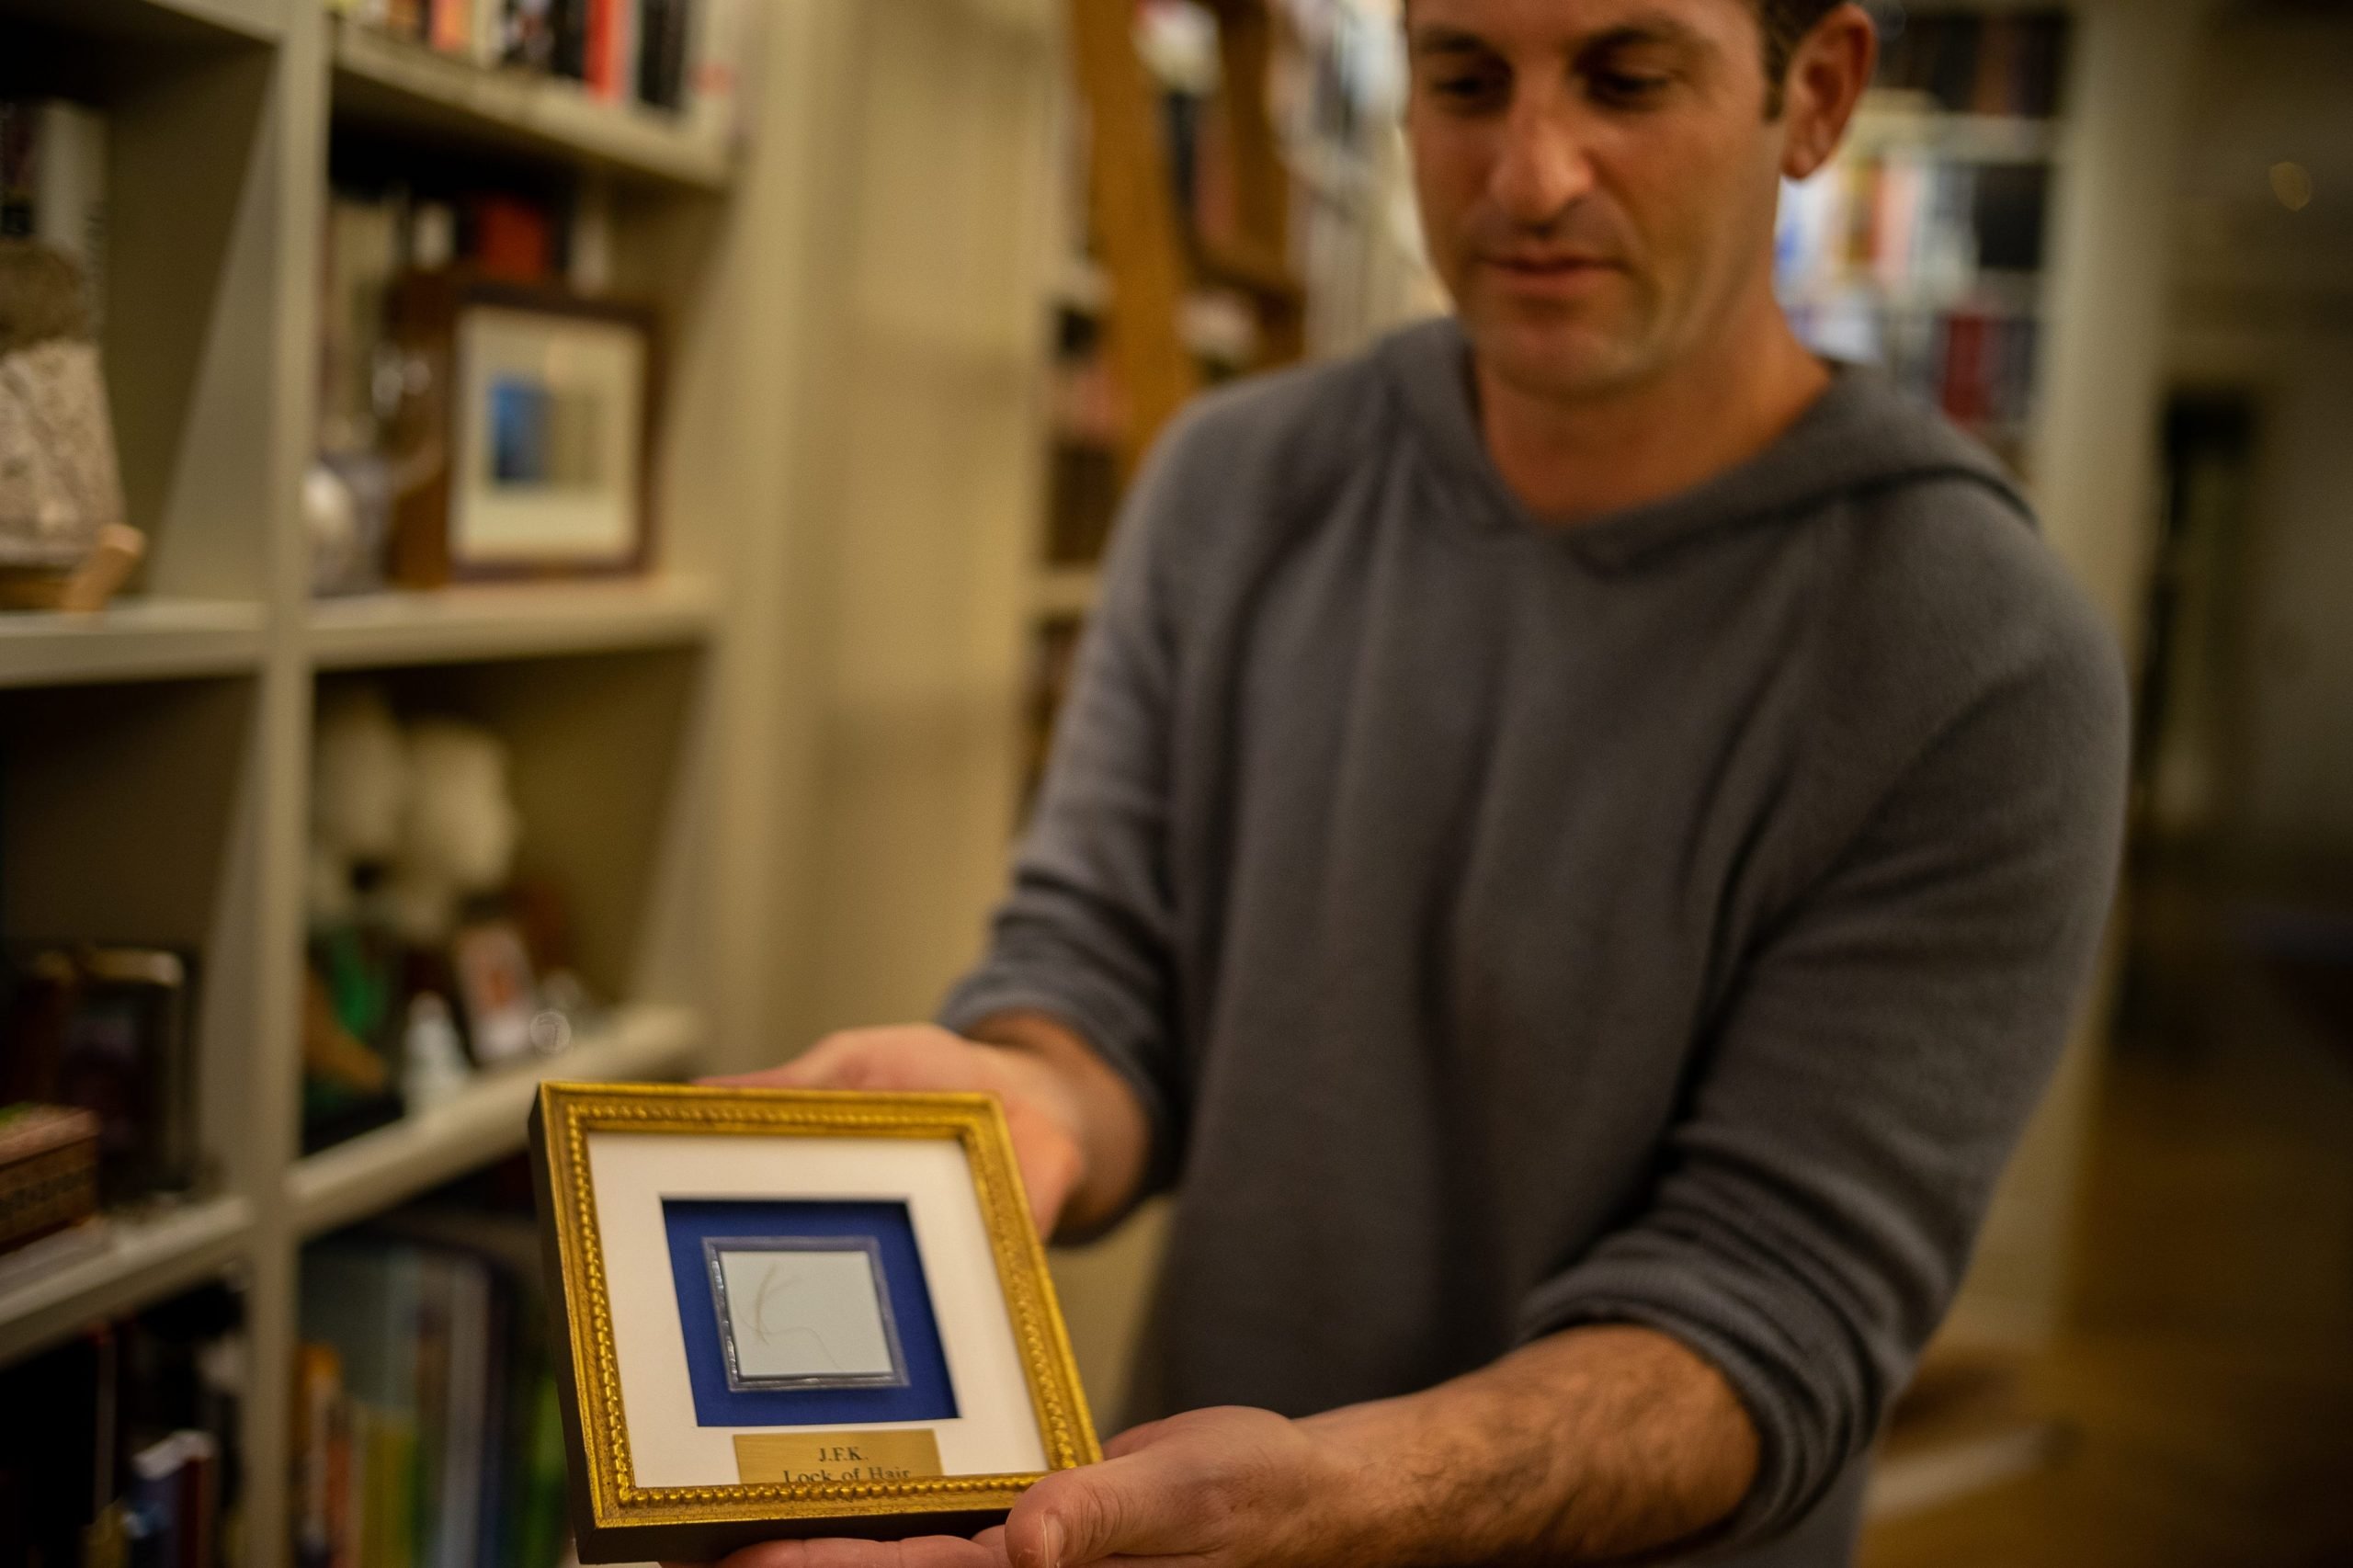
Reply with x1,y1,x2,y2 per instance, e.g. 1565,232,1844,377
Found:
472,0,506,65
127,1429,219,1568
553,0,590,81
688,0,745,145
584,0,617,97
301,1227,569,1567
638,0,694,111
1972,162,2052,273
1873,11,2072,119
0,1294,242,1568
291,1346,342,1568
428,0,472,56
0,946,202,1207
504,0,559,70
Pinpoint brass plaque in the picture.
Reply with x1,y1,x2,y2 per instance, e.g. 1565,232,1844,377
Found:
734,1429,946,1485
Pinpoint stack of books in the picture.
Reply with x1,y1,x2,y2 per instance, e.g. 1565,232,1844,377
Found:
295,1216,571,1568
0,1286,245,1568
1872,8,2072,119
329,0,741,120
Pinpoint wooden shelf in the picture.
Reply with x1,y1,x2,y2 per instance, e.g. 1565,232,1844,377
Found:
1847,103,2065,163
0,0,282,44
1784,269,2048,320
0,599,267,690
288,1001,705,1238
0,1198,254,1368
330,17,731,190
306,577,721,669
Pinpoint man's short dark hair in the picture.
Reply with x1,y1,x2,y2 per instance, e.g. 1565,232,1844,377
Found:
1757,0,1848,112
1398,2,1858,116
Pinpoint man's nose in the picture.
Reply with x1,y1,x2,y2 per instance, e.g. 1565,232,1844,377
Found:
1490,97,1597,225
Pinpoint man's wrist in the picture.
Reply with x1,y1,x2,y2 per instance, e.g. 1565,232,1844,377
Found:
1295,1394,1455,1568
962,1010,1149,1234
1290,1327,1759,1567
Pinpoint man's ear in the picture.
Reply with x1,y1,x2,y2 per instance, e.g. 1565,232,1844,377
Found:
1779,5,1878,181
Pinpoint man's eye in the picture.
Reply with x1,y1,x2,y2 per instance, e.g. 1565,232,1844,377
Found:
1590,71,1670,106
1428,70,1507,108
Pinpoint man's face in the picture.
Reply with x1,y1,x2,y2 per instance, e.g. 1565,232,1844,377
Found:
1405,0,1795,403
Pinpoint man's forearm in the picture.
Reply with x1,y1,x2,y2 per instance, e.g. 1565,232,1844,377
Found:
963,1009,1152,1237
1306,1324,1758,1566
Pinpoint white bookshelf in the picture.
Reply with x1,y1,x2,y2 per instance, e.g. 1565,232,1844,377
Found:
288,1001,704,1239
2,0,1072,1558
0,1198,254,1368
0,599,267,688
329,15,731,189
0,0,859,1559
7,0,286,43
307,576,720,668
1845,100,2070,164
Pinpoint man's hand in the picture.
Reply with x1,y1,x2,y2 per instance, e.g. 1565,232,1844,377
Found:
710,1023,1097,1235
666,1325,1753,1568
668,1408,1366,1568
999,1406,1367,1568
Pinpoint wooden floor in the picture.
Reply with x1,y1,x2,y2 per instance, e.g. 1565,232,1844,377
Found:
1859,897,2353,1568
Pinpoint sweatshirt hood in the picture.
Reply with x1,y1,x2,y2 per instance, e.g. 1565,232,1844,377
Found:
1371,314,2033,573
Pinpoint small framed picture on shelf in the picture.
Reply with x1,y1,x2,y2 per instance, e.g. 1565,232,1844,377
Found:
451,918,540,1066
528,1082,1097,1564
388,273,658,586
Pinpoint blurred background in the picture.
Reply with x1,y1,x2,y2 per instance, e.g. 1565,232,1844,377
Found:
0,0,2345,1563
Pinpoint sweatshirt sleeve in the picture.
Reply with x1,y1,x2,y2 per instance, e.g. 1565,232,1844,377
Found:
1514,592,2130,1547
936,420,1196,1202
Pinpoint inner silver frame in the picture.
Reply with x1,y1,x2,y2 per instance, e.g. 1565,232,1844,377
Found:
702,1235,913,1393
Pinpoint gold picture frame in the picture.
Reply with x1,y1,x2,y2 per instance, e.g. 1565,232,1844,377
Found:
529,1081,1100,1564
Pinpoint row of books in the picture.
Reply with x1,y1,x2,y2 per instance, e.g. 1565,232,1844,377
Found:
0,1285,244,1568
330,0,737,119
1870,9,2072,119
295,1215,571,1568
0,98,108,333
1789,298,2040,442
1778,156,2052,307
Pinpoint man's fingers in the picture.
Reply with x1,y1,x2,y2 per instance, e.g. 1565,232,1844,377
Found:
1099,1416,1179,1460
768,1034,873,1088
706,1034,879,1091
1002,1453,1199,1568
699,1534,1004,1568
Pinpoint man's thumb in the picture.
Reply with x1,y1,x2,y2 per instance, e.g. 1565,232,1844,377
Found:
1004,1462,1146,1568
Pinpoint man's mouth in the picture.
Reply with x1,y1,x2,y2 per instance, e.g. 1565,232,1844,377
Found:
1484,253,1620,275
1479,252,1625,301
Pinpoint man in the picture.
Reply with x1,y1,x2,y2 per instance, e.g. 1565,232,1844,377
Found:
705,1,2128,1563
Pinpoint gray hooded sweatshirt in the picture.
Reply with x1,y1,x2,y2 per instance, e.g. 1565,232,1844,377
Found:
941,316,2129,1563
